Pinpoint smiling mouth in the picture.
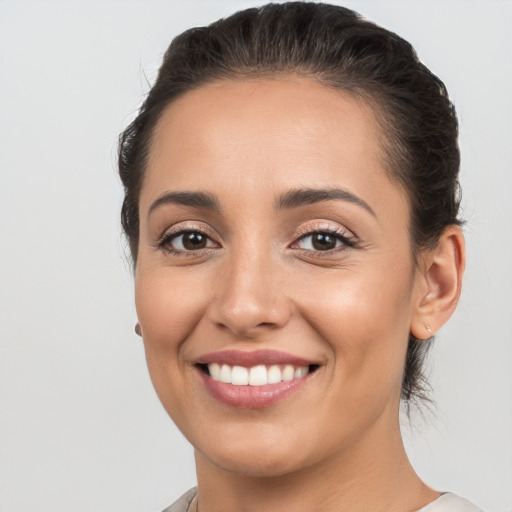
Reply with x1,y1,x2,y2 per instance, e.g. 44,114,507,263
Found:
195,350,321,408
197,363,320,386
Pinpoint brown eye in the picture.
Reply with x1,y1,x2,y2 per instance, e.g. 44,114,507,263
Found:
294,229,356,253
181,231,208,250
297,232,340,251
159,230,218,253
311,233,337,250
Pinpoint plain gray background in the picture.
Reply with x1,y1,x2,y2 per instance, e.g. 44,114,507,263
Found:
0,1,511,511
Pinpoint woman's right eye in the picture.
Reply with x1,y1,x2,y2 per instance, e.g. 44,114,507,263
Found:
158,230,218,253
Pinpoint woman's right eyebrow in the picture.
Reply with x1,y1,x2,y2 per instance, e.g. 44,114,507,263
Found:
148,191,220,218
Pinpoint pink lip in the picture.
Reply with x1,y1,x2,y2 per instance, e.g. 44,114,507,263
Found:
198,370,312,409
196,349,315,368
195,350,319,409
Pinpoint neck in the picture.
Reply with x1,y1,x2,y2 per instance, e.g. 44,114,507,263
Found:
193,415,438,512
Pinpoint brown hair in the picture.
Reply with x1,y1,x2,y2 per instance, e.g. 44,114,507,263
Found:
118,2,462,404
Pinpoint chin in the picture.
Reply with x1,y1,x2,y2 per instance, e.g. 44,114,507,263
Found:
192,421,322,478
201,446,309,478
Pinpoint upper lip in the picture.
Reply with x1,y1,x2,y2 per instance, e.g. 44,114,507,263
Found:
196,349,318,367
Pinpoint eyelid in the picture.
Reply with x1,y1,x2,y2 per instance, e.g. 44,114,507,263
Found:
295,220,356,239
290,221,357,251
154,222,221,253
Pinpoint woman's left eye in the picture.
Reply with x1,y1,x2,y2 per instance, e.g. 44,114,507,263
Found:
294,230,355,252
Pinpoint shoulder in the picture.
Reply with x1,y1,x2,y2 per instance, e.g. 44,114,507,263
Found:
418,493,484,512
161,487,197,512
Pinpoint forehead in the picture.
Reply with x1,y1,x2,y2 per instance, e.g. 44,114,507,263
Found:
142,76,406,217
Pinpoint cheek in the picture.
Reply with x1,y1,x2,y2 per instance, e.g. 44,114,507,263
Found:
136,269,208,343
296,263,414,396
134,269,209,395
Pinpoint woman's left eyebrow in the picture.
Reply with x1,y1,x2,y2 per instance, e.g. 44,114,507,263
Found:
275,187,376,217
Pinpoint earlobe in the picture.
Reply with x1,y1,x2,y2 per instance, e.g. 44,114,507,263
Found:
411,225,466,340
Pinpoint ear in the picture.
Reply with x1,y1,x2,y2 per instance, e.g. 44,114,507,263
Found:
410,225,466,340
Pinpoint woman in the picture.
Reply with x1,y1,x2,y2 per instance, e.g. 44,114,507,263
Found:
118,3,479,511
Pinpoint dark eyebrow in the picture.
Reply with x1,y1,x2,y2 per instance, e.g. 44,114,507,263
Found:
148,191,220,217
275,187,376,217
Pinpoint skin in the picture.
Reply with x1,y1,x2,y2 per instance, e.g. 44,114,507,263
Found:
135,76,465,512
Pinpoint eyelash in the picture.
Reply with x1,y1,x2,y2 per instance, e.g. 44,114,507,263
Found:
155,226,219,256
292,225,357,253
155,225,357,256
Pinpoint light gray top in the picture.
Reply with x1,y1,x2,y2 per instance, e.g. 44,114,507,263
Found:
162,487,196,512
418,493,484,512
161,488,484,512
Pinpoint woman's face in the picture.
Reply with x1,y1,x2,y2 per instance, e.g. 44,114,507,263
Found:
135,77,425,477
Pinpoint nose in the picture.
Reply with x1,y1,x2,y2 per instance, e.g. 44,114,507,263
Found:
207,247,291,338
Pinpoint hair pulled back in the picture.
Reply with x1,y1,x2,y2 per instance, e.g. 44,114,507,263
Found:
118,2,462,404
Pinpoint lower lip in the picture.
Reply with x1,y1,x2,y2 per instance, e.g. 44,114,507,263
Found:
198,369,311,409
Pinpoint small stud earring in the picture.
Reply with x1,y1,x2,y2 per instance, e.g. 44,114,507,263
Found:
425,323,433,335
135,323,142,337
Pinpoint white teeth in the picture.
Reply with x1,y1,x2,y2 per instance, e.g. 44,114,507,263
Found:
295,367,308,378
209,363,221,380
207,363,310,386
267,365,282,384
282,365,295,381
220,364,232,383
249,365,267,386
231,366,249,385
